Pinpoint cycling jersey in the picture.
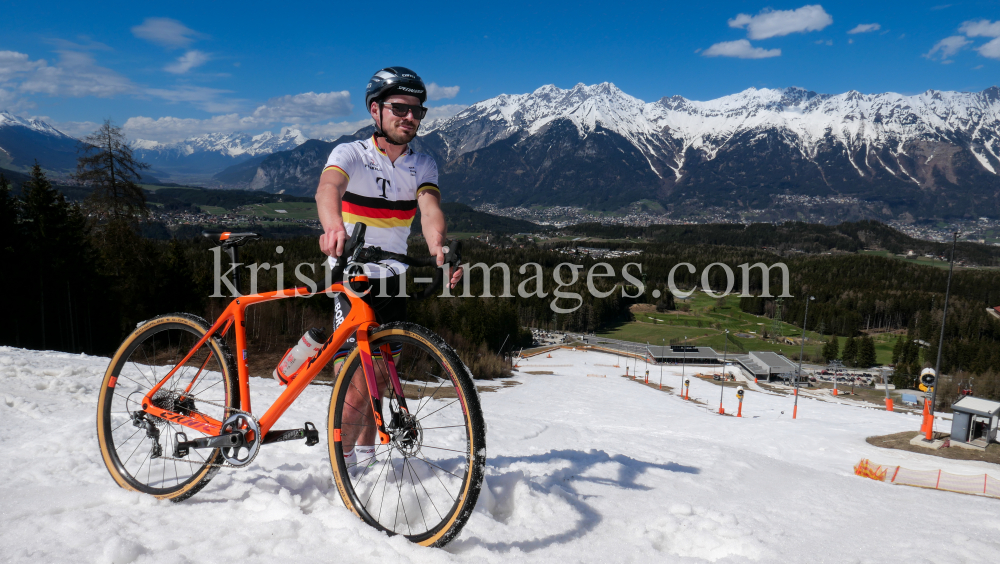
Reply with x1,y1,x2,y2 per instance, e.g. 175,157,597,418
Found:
323,135,440,277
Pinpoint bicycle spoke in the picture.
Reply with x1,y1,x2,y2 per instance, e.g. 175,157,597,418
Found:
417,399,460,422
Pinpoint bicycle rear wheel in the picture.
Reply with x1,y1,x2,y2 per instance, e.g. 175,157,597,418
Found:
96,313,239,501
327,322,486,547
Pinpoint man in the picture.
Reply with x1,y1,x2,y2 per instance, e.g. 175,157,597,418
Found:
315,67,462,473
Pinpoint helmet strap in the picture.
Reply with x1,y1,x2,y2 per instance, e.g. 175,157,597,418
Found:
374,101,407,146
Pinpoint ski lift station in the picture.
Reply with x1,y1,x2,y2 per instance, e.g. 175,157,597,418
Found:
949,396,1000,449
644,346,798,382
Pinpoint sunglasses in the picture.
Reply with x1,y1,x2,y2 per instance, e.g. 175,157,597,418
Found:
384,103,427,120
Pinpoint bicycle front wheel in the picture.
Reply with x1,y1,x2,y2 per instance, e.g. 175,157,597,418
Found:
327,322,486,547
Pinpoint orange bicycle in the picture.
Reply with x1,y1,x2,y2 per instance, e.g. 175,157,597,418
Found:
96,224,486,547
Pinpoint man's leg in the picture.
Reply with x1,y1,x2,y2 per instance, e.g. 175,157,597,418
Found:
341,362,389,449
338,275,406,468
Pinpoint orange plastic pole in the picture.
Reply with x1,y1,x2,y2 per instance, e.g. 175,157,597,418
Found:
792,387,798,419
718,404,724,415
885,398,894,412
922,398,933,439
737,400,743,417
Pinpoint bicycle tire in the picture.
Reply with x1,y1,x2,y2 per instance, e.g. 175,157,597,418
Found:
327,322,486,547
96,313,239,502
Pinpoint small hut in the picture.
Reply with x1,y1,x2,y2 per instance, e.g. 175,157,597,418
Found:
949,397,1000,449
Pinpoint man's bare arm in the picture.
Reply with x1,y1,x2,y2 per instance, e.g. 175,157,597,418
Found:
316,169,350,257
417,191,463,288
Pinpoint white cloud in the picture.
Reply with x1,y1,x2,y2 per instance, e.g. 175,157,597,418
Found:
145,85,239,113
131,18,205,49
977,37,1000,59
426,83,460,101
924,35,971,61
298,119,372,141
250,91,352,123
51,119,102,138
848,23,881,34
121,90,354,143
0,87,35,112
0,51,45,82
425,104,468,121
164,50,209,74
18,51,134,97
728,5,833,40
702,39,781,59
123,114,257,143
959,19,1000,38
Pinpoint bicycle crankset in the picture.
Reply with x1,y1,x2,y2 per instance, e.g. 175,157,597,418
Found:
218,413,261,467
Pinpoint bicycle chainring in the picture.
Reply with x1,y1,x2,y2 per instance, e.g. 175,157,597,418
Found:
219,413,261,467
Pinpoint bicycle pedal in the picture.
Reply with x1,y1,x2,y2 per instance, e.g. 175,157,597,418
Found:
173,432,190,458
303,422,318,447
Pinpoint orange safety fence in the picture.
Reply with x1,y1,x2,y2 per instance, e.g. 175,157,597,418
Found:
854,458,1000,499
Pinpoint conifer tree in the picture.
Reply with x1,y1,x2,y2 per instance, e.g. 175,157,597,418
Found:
841,336,858,367
75,119,150,222
822,335,840,362
857,336,877,368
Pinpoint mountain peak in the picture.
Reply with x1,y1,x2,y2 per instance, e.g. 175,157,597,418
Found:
0,111,72,139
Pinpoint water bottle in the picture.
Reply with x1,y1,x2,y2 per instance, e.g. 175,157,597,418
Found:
273,327,327,385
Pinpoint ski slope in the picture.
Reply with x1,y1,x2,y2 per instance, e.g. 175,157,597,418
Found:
2,345,998,563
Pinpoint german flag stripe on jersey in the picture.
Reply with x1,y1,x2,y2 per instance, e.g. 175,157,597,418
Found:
342,191,417,228
416,183,440,197
323,165,349,179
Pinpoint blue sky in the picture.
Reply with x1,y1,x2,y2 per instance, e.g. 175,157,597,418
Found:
1,0,998,143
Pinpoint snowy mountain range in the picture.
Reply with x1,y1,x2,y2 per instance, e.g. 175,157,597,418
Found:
427,83,1000,180
223,82,1000,219
131,128,308,181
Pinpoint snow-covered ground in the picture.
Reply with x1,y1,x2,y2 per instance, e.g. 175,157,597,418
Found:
2,345,998,563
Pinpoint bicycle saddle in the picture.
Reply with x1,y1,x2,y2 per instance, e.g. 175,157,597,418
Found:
202,231,260,248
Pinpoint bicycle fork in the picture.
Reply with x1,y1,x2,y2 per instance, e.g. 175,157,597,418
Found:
356,330,410,445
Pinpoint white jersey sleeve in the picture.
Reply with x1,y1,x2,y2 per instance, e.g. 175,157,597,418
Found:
323,143,362,180
415,154,440,198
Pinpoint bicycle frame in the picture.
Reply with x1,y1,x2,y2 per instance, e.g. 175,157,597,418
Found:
140,275,401,444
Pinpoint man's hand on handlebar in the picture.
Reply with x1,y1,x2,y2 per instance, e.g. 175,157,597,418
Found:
433,246,464,289
320,224,348,258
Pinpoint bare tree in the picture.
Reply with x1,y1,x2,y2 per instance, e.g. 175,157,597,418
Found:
75,119,150,221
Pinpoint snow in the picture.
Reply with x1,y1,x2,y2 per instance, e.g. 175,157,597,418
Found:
2,345,999,562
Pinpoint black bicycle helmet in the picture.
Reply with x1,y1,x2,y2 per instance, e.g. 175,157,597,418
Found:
366,67,427,145
365,67,427,110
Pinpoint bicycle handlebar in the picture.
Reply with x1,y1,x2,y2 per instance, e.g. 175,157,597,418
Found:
330,222,462,300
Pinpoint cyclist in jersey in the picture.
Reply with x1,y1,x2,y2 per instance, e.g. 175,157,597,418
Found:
315,67,463,472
